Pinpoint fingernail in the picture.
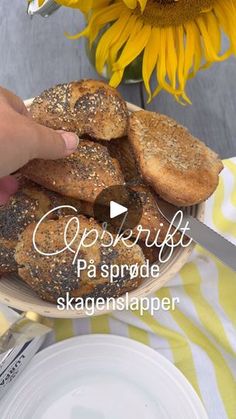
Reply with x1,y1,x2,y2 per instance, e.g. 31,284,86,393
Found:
61,132,79,153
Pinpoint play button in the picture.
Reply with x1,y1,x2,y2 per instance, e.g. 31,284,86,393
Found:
110,201,128,219
93,185,143,233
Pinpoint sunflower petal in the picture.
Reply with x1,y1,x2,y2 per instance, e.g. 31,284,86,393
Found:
153,27,185,99
142,27,160,101
165,26,177,91
109,14,138,65
95,12,129,74
138,0,148,12
204,11,221,56
110,69,125,88
113,23,151,72
197,16,228,62
214,0,236,54
110,19,145,87
67,3,124,45
122,0,148,12
122,0,137,9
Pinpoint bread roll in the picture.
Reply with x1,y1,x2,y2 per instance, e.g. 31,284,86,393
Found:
15,215,145,303
30,80,129,140
0,179,83,275
22,138,125,203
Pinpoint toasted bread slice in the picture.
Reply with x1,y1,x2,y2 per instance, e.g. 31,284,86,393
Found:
30,80,128,140
15,215,145,303
128,111,223,206
22,138,125,203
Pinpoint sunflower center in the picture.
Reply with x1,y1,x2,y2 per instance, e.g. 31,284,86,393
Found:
135,0,216,27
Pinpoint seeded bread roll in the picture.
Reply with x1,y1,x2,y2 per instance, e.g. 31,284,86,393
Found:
22,138,125,203
0,179,83,275
128,111,223,206
15,215,145,303
107,137,140,182
30,80,129,141
0,180,45,275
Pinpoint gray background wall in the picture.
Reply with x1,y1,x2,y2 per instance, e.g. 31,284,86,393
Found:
0,1,235,157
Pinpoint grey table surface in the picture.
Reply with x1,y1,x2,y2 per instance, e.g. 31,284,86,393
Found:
0,0,236,158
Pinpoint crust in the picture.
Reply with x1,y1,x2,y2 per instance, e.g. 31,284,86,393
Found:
128,180,182,244
30,80,129,141
107,136,140,182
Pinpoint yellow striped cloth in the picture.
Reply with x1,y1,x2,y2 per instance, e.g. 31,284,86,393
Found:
1,158,236,418
51,158,236,419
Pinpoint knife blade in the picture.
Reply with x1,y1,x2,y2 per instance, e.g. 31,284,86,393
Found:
156,200,236,272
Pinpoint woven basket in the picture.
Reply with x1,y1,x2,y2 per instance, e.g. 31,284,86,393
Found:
0,100,205,318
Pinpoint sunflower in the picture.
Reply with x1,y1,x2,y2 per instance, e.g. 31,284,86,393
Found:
59,0,236,103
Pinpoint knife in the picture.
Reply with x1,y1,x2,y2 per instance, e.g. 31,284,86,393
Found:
156,200,236,272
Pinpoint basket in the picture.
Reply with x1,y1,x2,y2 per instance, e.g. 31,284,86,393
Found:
0,100,205,318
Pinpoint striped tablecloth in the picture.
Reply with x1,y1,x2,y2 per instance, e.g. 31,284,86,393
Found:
1,158,236,418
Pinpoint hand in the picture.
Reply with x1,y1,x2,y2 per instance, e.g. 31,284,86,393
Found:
0,87,79,205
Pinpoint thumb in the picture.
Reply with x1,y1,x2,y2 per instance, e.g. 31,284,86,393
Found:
31,121,79,160
0,109,80,178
